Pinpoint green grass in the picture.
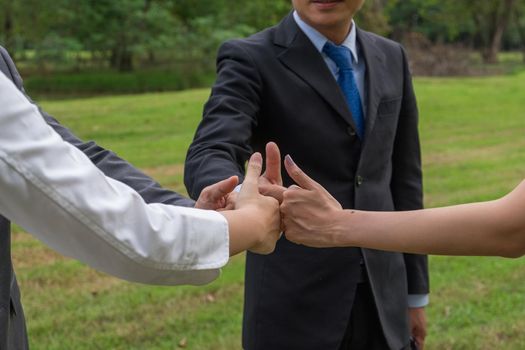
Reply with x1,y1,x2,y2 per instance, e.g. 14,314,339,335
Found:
11,71,525,349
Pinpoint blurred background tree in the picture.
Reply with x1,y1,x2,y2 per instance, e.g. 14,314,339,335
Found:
0,0,523,96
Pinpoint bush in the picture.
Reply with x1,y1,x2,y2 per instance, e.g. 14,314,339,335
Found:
402,32,472,76
23,68,215,98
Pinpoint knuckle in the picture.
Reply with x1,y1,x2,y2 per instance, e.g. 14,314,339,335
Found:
269,197,279,206
280,203,289,213
250,162,262,171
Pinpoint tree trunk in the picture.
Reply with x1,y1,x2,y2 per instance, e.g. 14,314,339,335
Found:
110,40,134,72
119,51,133,72
3,0,14,53
143,0,156,66
472,12,491,62
514,6,525,63
483,0,516,63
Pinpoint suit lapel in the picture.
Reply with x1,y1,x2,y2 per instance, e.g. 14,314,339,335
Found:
274,14,358,131
357,29,385,143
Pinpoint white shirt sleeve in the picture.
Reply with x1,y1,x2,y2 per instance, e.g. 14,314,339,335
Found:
0,73,229,286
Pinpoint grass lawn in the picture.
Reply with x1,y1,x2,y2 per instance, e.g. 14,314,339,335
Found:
11,71,525,349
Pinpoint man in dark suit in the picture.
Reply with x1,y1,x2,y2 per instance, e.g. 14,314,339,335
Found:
185,1,429,349
0,46,195,350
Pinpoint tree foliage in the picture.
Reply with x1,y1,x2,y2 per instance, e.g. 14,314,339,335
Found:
385,0,525,63
0,0,524,71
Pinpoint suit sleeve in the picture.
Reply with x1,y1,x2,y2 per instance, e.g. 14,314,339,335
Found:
0,46,194,208
184,40,262,199
390,46,429,296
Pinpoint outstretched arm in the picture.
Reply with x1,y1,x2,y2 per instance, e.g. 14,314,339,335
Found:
0,73,280,286
339,186,525,258
281,155,525,258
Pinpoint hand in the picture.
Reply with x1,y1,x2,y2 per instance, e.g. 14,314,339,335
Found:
258,142,286,203
195,176,238,210
237,152,282,254
409,307,427,350
280,155,344,247
221,152,281,255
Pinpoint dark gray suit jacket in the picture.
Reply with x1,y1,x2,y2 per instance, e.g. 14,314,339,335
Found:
0,46,194,350
185,14,429,350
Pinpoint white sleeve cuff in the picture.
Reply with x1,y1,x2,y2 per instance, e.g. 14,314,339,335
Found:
407,294,429,308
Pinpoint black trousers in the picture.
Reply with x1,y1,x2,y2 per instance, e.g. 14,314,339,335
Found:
338,281,390,350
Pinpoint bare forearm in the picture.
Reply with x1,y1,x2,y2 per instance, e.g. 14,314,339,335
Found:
282,156,525,258
338,182,525,257
220,210,258,256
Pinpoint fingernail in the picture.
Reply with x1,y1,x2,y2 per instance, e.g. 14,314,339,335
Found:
285,154,295,166
252,152,262,163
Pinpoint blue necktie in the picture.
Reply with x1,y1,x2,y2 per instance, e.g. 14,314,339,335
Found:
323,41,365,139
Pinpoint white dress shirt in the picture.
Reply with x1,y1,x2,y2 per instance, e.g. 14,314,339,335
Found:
293,11,367,116
0,72,229,286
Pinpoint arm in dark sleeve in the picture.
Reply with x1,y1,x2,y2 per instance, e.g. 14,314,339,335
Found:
184,40,263,199
391,45,429,295
42,113,195,206
0,46,194,207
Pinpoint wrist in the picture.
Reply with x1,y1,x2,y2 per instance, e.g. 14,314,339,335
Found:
220,210,253,256
336,209,372,248
331,209,351,247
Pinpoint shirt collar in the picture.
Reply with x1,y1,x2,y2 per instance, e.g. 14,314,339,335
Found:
293,10,359,63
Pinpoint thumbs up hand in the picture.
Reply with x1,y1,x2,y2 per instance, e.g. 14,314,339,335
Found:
280,155,344,248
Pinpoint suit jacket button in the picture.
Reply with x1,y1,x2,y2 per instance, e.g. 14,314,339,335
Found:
347,127,357,137
356,176,363,187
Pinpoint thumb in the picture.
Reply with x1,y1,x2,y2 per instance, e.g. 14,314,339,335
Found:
243,152,263,193
259,183,286,203
263,141,283,185
207,176,239,202
284,155,319,190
